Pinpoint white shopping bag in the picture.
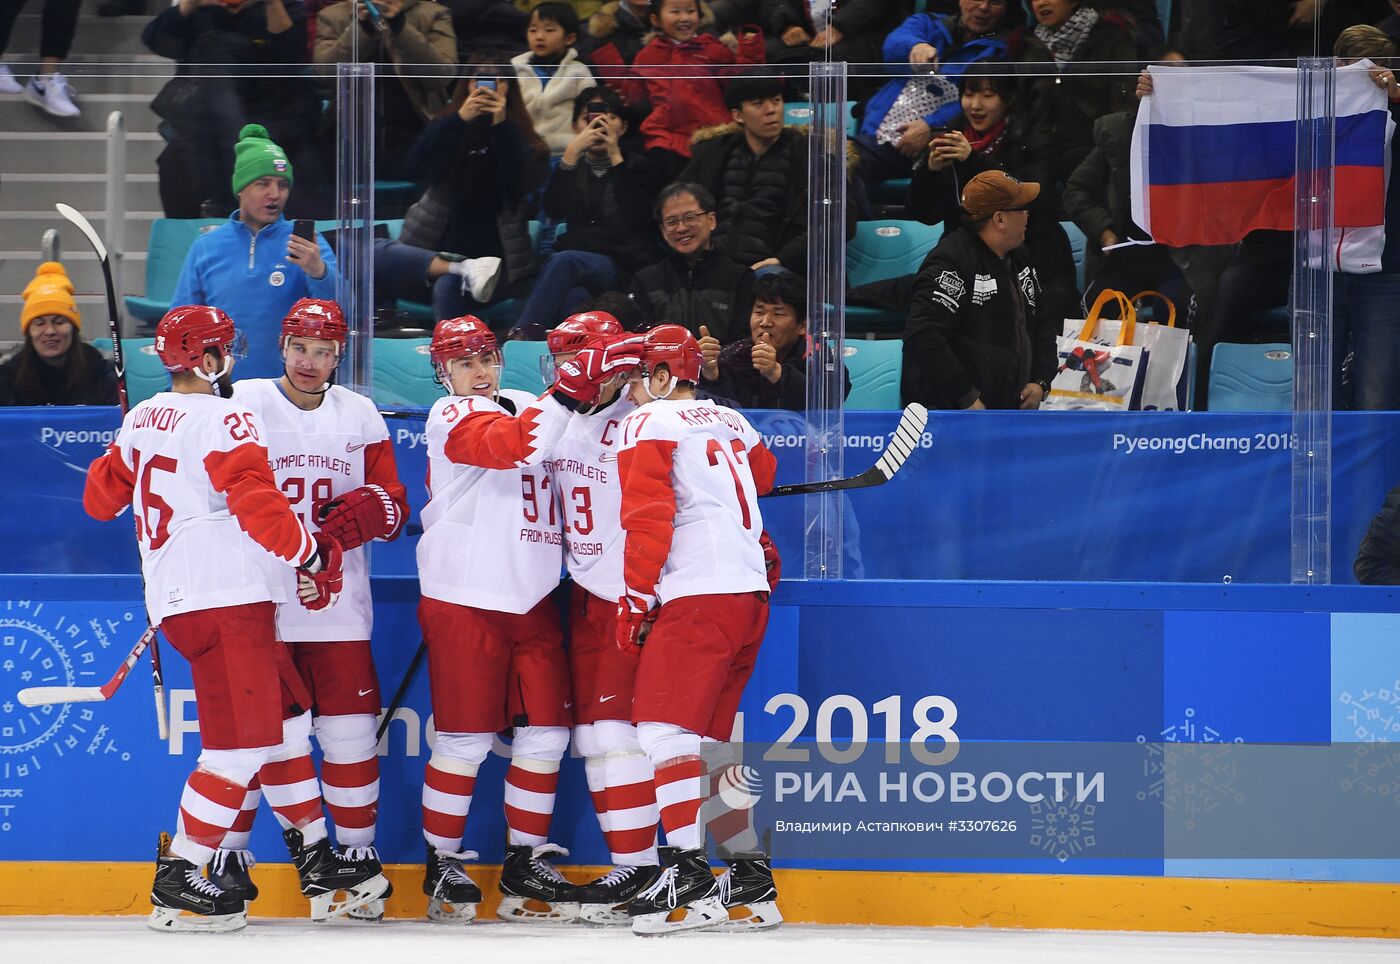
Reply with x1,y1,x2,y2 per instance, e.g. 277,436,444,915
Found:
1045,291,1149,410
1062,289,1191,410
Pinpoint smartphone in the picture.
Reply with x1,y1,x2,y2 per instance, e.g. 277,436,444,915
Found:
585,100,609,121
928,126,953,136
477,77,497,91
292,219,315,243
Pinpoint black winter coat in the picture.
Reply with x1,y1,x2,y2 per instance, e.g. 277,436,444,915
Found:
627,248,754,344
700,337,850,411
907,113,1079,327
902,226,1056,410
1356,483,1400,585
0,343,119,407
543,151,662,277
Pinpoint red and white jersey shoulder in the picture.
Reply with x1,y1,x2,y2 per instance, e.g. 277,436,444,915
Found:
82,391,317,623
417,389,572,613
616,398,777,605
546,394,635,600
236,379,407,642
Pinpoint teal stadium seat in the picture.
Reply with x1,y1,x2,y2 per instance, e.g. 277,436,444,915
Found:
396,221,540,327
845,219,944,335
842,339,903,410
1207,343,1292,412
783,101,857,136
1061,220,1087,291
500,340,550,397
371,337,439,408
123,338,170,406
124,218,224,326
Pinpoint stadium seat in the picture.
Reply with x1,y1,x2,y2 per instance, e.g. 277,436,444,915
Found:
501,340,550,397
396,222,540,326
123,338,170,406
1207,343,1292,412
371,337,439,408
1061,220,1087,291
845,219,944,335
782,100,857,135
123,218,224,326
842,339,902,411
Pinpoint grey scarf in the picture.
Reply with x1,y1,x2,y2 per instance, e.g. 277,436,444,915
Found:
1034,5,1099,64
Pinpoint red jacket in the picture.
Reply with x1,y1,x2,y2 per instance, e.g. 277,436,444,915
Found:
621,31,764,157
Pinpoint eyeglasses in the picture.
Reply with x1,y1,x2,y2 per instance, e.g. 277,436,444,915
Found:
661,211,710,232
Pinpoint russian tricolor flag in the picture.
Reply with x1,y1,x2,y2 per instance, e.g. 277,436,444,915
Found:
1130,64,1392,248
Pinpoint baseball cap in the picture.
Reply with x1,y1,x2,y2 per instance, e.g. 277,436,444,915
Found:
961,170,1040,219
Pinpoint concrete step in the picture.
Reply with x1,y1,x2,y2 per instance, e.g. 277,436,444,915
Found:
0,92,159,133
0,131,163,174
9,13,150,55
0,172,161,214
0,250,148,299
4,209,162,252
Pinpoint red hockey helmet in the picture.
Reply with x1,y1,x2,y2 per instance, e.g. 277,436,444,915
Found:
638,323,702,383
429,315,498,365
281,298,347,354
154,304,243,373
546,311,624,354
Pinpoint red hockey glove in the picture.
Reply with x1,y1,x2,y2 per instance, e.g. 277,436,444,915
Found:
297,531,344,612
759,529,781,592
615,593,657,655
317,483,401,550
553,335,645,406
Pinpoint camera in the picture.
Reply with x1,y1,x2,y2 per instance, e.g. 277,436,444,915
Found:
585,100,609,120
476,77,497,91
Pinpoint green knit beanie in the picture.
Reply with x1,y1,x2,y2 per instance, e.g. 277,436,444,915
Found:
231,124,294,195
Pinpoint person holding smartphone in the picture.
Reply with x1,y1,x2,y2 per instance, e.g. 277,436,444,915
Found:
171,124,339,381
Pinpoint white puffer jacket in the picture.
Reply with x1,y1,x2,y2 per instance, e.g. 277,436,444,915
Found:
510,48,598,155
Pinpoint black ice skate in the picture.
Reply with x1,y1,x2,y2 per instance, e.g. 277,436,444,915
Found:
628,846,726,936
576,863,664,926
208,847,258,908
343,846,393,921
423,846,482,923
147,832,247,933
282,827,390,921
497,842,581,923
717,851,783,930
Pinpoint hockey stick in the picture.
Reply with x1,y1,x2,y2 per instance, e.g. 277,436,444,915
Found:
52,202,169,739
375,641,427,742
18,625,158,707
763,402,928,498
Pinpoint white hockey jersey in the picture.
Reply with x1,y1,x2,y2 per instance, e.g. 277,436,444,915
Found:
545,394,636,601
84,391,317,623
616,398,777,605
417,389,573,613
235,379,406,642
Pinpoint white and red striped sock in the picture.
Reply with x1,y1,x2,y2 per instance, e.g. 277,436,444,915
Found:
504,759,559,847
322,756,379,849
584,755,612,845
172,768,250,866
653,756,706,851
422,754,477,852
604,749,659,865
216,775,263,852
259,753,327,846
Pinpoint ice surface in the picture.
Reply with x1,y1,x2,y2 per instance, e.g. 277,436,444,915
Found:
0,917,1395,964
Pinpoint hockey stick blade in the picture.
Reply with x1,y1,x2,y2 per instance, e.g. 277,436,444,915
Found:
17,685,108,707
764,403,929,498
55,203,109,262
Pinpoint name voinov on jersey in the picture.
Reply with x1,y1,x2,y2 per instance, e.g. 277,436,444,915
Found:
773,768,1106,805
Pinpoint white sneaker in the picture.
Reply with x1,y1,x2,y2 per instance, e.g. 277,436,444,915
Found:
0,65,21,94
451,256,503,302
24,71,80,118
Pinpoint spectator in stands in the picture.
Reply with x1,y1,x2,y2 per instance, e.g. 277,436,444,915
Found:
852,1,1022,197
145,0,329,219
602,0,765,182
314,0,457,182
373,59,551,327
627,181,754,341
1383,0,1400,46
907,66,1079,332
0,262,118,407
0,0,81,117
697,266,847,410
761,0,904,75
678,73,808,273
171,124,338,380
902,170,1055,410
446,0,528,59
1355,480,1400,584
511,2,597,155
1018,0,1138,184
581,0,655,64
512,86,660,335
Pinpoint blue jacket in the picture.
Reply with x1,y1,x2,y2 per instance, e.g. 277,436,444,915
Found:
171,213,338,380
858,14,1012,141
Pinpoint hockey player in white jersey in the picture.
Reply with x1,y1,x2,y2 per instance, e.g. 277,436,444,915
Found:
613,324,782,935
540,311,664,924
415,314,641,924
211,298,408,921
83,305,388,932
